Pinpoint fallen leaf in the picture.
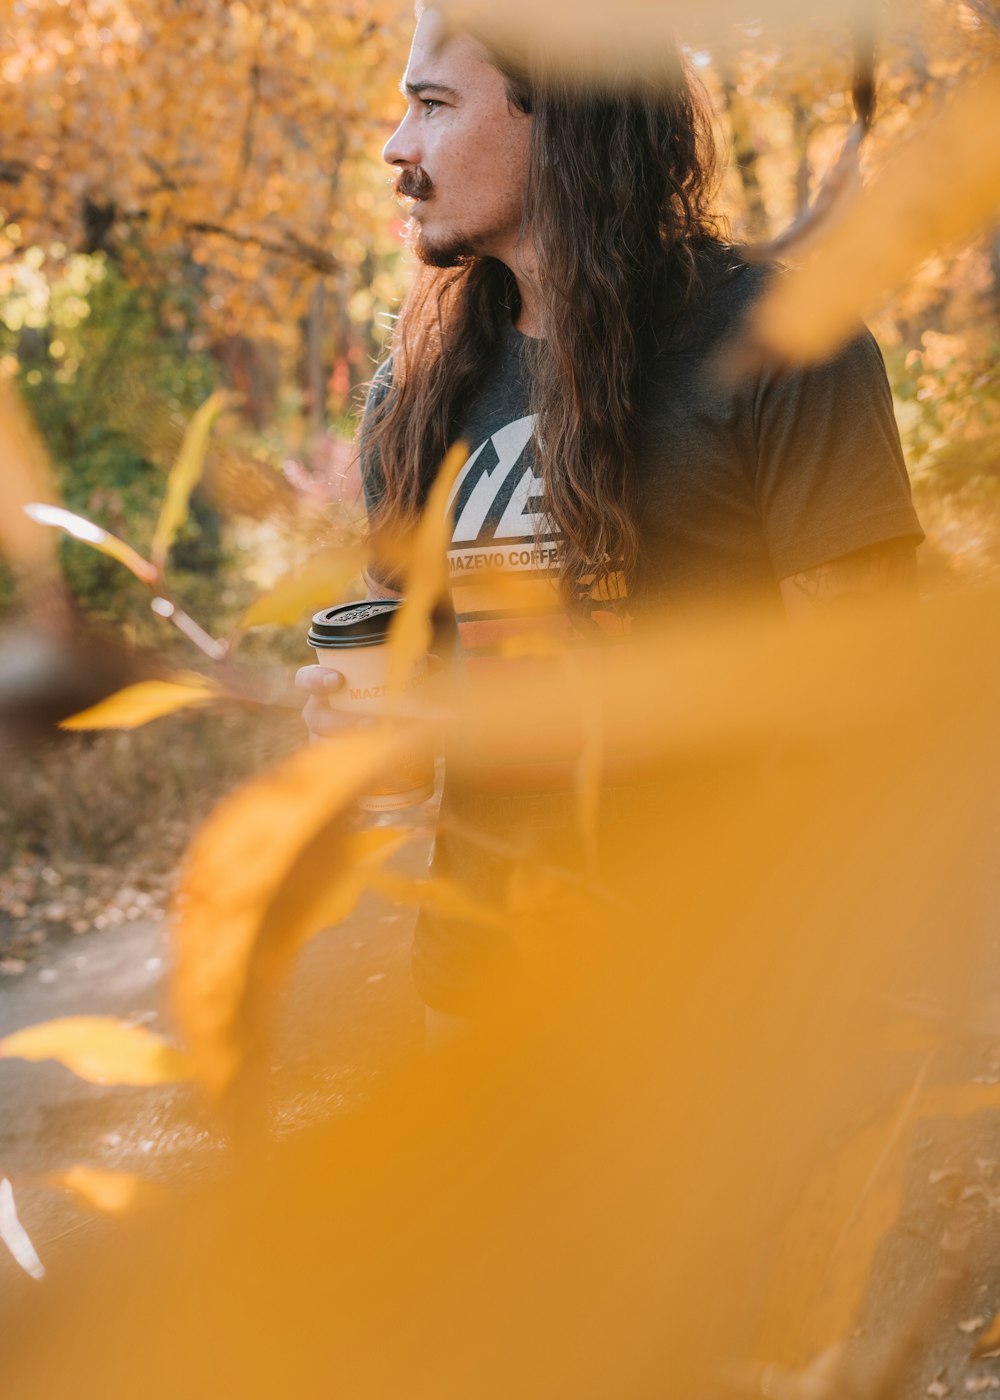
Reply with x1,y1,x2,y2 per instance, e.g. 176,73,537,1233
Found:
59,675,222,730
959,1317,987,1335
43,1166,162,1216
0,1178,44,1280
0,1016,192,1086
23,503,158,585
151,391,228,572
974,1311,1000,1358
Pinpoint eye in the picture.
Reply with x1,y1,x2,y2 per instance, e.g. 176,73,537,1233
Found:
420,98,444,113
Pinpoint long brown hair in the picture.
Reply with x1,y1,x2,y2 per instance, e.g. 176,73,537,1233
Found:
363,44,722,599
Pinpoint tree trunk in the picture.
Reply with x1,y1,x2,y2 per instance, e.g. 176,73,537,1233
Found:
718,67,770,239
305,279,327,440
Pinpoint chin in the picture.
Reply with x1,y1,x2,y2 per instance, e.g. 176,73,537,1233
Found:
411,222,477,269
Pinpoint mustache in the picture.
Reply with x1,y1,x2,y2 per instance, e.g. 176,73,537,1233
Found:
394,166,434,200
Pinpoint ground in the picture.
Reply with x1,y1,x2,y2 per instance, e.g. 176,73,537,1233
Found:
1,840,999,1398
0,837,427,1308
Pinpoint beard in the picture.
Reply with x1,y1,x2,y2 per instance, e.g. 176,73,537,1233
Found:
395,166,476,268
411,226,476,268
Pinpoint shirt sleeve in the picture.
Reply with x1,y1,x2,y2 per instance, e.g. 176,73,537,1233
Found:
752,329,924,580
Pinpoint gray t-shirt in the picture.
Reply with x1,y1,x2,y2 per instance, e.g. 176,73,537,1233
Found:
361,257,924,1014
364,259,922,651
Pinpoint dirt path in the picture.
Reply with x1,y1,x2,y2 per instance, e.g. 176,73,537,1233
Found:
0,840,428,1306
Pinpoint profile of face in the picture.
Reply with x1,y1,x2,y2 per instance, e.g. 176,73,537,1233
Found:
382,9,532,268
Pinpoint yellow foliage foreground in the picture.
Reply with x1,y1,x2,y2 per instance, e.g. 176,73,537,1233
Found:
0,1017,191,1087
0,588,996,1398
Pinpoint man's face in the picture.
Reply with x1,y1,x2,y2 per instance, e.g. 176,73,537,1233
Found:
383,10,532,267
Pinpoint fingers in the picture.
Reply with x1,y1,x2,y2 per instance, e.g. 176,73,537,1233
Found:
294,664,344,694
302,695,350,739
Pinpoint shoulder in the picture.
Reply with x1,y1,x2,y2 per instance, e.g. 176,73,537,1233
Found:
651,248,771,357
362,356,394,415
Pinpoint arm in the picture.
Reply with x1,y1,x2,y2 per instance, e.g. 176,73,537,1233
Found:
778,538,918,620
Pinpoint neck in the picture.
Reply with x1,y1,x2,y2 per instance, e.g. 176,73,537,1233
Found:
513,274,541,337
504,238,542,339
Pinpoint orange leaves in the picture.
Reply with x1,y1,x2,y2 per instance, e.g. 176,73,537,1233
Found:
758,1069,1000,1369
0,380,59,580
439,0,871,78
0,0,408,340
150,390,228,574
169,726,416,1096
59,675,222,730
235,543,367,635
0,1016,192,1086
742,65,1000,365
27,391,228,586
385,442,468,698
43,1166,163,1217
368,868,508,931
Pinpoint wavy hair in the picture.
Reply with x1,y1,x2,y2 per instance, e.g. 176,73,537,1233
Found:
363,44,722,599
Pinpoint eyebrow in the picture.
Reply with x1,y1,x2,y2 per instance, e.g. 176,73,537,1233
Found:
402,79,462,101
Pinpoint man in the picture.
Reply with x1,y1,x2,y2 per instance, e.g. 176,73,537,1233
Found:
299,5,924,1018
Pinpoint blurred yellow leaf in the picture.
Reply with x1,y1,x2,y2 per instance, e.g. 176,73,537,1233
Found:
745,66,1000,364
151,391,228,572
757,1097,909,1366
170,727,416,1096
440,0,870,78
43,1166,162,1217
760,1072,1000,1365
0,382,58,578
236,544,366,635
59,675,221,730
368,868,508,931
575,686,603,875
386,442,467,698
280,825,418,956
0,1016,192,1086
498,633,567,660
23,503,158,586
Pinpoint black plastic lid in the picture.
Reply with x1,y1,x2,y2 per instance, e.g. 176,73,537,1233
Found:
307,599,401,650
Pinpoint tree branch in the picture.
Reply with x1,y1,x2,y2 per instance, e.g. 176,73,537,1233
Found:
185,221,339,275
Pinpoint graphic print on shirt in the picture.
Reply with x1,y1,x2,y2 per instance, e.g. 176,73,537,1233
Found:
445,416,560,573
445,415,630,657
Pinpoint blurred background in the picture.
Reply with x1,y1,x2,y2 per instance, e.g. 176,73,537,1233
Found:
0,5,997,1391
0,0,996,897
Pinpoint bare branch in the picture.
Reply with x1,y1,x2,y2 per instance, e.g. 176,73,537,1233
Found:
744,22,876,264
185,221,338,275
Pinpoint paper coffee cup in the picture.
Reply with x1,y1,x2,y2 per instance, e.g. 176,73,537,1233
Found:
307,600,435,812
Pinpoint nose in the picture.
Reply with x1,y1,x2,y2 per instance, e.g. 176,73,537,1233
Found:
383,109,420,169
